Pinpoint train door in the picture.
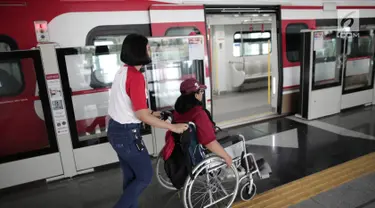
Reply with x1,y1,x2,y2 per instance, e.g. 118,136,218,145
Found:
205,7,280,127
297,29,344,119
148,5,209,154
340,30,375,109
0,47,63,189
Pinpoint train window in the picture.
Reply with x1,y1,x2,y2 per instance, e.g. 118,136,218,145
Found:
233,31,272,57
84,24,152,87
315,38,337,60
344,32,374,92
0,42,11,51
85,24,151,46
313,31,341,90
286,23,308,62
93,35,127,46
165,27,201,36
347,35,373,58
0,38,23,97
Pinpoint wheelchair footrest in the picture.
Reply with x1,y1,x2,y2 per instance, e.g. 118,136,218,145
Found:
241,157,265,172
258,161,272,179
255,158,265,170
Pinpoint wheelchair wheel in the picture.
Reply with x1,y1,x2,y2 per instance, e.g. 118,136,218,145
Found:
182,156,239,208
240,182,256,201
155,152,176,191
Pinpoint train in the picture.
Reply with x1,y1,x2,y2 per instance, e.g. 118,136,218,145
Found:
0,0,374,160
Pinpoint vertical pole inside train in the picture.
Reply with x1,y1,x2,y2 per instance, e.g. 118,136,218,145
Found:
268,40,271,104
213,28,220,95
241,23,245,71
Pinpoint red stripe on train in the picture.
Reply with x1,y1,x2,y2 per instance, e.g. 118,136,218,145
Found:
71,87,111,96
283,85,300,90
347,56,371,61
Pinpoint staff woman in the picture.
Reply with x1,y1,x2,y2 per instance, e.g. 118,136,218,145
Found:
107,34,188,208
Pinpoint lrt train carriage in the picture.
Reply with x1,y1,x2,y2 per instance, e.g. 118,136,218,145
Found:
0,0,374,189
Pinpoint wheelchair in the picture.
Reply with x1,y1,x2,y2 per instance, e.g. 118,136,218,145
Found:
156,111,272,208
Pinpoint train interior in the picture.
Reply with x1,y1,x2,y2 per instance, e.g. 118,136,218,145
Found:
206,8,280,127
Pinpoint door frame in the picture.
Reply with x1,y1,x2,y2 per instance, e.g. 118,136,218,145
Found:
204,5,283,116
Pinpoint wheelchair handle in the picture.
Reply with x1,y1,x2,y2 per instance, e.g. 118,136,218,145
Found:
215,126,223,132
160,110,174,121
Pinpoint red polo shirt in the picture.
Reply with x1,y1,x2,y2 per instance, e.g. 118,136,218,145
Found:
108,65,147,124
173,106,216,145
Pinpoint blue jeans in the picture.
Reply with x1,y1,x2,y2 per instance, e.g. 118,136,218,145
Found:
107,119,153,208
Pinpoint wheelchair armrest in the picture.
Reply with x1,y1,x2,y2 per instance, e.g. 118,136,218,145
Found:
218,135,243,147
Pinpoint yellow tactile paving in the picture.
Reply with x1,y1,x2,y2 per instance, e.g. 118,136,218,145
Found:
233,152,375,208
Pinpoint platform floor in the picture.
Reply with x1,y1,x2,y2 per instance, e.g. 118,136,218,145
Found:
290,172,375,208
1,106,375,208
212,89,273,123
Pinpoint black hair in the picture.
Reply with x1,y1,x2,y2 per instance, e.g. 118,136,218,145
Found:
174,92,216,127
174,92,202,114
120,33,151,66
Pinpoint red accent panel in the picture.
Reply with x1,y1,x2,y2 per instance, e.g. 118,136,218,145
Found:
286,62,302,67
75,116,106,135
283,85,299,90
348,56,371,61
71,87,110,96
150,5,204,10
281,19,316,68
46,73,60,80
281,6,323,10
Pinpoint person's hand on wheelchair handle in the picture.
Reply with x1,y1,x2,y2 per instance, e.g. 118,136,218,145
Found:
152,111,162,118
169,123,189,134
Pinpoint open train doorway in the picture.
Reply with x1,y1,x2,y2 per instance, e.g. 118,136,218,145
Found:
205,6,281,127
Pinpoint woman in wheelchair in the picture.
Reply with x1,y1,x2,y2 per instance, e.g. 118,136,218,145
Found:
158,79,273,207
172,78,232,168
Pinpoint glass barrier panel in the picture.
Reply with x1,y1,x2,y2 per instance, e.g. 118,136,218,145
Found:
146,36,205,111
313,31,342,90
57,45,151,147
344,32,374,92
0,53,57,163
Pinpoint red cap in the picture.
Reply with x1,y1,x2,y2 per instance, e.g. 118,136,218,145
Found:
180,78,207,94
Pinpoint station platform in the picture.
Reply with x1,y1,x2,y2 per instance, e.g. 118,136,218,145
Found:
1,106,375,208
